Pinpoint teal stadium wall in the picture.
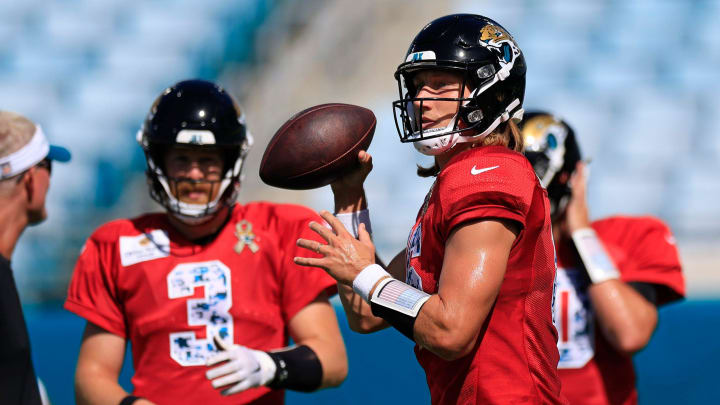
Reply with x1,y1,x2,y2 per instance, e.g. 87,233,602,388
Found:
27,300,719,404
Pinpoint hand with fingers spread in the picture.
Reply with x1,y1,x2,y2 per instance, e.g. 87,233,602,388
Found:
205,335,277,396
294,210,376,286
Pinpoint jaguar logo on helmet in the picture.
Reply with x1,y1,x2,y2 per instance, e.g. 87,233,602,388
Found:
479,24,521,75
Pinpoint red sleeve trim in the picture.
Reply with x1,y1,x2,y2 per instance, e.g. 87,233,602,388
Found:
64,300,127,338
447,206,526,238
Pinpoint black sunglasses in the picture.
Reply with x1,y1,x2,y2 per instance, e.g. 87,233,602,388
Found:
36,158,52,174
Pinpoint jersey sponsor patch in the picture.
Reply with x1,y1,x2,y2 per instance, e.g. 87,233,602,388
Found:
554,266,594,369
119,230,170,267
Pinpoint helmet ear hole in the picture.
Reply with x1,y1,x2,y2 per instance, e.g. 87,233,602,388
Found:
476,65,495,80
466,109,483,123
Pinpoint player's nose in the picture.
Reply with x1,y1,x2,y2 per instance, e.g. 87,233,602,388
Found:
185,161,206,180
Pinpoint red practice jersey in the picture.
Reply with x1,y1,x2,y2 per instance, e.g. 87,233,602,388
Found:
405,146,565,404
65,203,336,405
554,216,685,405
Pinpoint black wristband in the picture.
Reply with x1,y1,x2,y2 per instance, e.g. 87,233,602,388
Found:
370,300,417,340
119,396,143,405
266,345,323,392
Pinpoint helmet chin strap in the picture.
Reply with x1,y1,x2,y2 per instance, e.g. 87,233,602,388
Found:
457,99,522,143
170,210,219,225
411,115,462,156
158,174,232,218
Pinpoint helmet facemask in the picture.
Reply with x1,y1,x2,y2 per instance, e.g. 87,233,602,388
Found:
143,137,252,225
393,65,478,155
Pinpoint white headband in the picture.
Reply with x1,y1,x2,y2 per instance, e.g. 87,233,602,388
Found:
0,125,50,180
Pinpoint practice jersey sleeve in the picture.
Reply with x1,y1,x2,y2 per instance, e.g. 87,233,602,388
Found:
594,216,685,305
437,147,536,239
272,205,338,324
64,228,126,337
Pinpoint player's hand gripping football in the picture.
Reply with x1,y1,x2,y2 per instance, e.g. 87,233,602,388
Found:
205,335,277,396
294,210,375,286
565,161,591,233
332,150,372,190
330,150,373,209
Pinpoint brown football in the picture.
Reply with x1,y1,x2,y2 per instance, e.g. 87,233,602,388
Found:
259,103,376,190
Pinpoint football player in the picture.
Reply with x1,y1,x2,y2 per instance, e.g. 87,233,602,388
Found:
65,80,347,405
520,111,685,405
294,14,566,404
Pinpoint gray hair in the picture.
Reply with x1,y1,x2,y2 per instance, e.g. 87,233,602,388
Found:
0,110,37,159
0,111,37,194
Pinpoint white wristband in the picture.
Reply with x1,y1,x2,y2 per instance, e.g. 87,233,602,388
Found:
571,227,620,284
352,264,391,302
335,209,372,238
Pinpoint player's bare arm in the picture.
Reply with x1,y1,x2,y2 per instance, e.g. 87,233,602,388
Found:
296,211,517,360
587,280,658,353
326,149,392,332
75,323,157,405
286,292,348,388
412,219,517,360
336,249,406,333
566,162,658,353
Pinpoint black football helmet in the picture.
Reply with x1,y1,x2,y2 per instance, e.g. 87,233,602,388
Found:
137,79,252,223
392,14,526,155
520,111,581,220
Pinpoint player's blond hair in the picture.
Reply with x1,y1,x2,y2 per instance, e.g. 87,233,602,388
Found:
416,120,523,177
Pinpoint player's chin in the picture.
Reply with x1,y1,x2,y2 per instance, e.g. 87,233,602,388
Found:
177,195,212,205
422,118,452,130
177,189,217,203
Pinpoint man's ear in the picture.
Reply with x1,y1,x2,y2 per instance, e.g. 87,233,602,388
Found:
22,168,34,202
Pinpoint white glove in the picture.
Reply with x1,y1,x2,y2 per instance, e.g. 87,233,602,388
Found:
205,335,277,396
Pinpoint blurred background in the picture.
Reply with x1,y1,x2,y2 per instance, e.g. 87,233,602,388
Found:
1,0,717,403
